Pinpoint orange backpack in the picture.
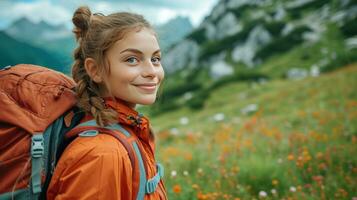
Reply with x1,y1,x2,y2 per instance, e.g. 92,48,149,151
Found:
0,64,163,200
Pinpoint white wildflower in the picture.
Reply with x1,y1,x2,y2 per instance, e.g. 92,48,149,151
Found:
259,190,267,198
171,170,177,177
180,117,189,125
213,113,225,122
183,170,189,176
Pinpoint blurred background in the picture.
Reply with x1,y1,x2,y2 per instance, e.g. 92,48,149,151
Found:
1,0,357,199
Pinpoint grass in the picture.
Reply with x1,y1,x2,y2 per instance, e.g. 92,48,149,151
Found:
146,63,357,199
257,23,347,79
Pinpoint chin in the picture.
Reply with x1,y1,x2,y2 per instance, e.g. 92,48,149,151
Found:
137,97,157,105
138,100,156,105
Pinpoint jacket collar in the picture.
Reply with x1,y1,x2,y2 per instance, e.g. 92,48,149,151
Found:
104,97,152,142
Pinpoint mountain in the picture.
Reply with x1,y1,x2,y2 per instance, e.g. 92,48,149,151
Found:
153,0,357,115
163,0,357,74
6,17,70,41
0,31,69,73
155,16,193,52
3,15,194,72
5,17,75,69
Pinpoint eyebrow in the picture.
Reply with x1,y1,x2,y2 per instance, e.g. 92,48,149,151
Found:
120,48,161,55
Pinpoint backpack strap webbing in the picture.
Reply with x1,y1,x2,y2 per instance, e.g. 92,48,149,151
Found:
31,134,44,195
68,120,163,199
70,122,137,172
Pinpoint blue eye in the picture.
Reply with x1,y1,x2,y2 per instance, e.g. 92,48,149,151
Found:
151,57,161,65
126,57,138,64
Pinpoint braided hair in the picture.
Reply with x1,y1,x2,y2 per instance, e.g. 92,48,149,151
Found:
71,6,153,127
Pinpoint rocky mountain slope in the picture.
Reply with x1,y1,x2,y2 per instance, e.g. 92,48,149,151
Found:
155,0,357,115
163,0,357,76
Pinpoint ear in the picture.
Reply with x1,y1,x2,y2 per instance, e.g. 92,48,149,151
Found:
84,57,103,83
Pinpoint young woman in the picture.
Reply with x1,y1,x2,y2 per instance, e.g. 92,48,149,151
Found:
46,6,167,199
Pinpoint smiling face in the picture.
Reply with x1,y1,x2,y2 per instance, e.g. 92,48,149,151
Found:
103,27,164,108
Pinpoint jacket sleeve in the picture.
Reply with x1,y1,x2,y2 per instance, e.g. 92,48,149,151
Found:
47,136,133,200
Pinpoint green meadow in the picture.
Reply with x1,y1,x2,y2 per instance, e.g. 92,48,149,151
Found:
149,63,357,200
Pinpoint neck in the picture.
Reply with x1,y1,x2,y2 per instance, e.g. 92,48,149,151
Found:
104,96,136,109
126,102,136,109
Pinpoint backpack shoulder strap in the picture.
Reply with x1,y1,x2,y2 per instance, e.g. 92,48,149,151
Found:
67,120,148,200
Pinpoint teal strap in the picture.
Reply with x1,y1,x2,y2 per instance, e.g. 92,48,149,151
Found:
0,188,28,200
45,116,65,174
78,130,98,137
77,120,130,137
106,123,131,137
145,163,164,194
31,134,44,194
105,121,147,199
132,142,147,200
75,120,163,198
75,119,98,128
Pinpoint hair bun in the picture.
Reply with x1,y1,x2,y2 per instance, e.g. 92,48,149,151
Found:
72,6,92,40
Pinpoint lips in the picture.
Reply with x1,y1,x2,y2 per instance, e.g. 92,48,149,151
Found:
133,83,157,92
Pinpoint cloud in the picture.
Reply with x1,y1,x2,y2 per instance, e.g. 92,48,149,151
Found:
85,0,213,10
0,0,71,28
0,0,218,29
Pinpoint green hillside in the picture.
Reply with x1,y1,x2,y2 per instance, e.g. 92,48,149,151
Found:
5,17,76,69
258,23,357,79
147,64,357,199
155,0,357,116
0,31,69,73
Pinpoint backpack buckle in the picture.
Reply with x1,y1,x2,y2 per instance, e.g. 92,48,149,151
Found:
31,134,44,158
79,130,99,137
1,65,12,70
145,163,165,194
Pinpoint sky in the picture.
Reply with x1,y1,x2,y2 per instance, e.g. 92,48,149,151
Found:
0,0,219,30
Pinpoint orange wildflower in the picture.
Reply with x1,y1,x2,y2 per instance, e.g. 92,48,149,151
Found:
287,154,295,161
173,184,182,194
197,192,208,200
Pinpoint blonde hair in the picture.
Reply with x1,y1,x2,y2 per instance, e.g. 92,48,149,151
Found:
71,6,153,127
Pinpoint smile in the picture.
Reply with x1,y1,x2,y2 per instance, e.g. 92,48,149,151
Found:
133,84,157,92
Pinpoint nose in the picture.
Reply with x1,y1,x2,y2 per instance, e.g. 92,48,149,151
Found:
142,59,156,78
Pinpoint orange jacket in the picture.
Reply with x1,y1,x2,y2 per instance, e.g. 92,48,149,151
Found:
47,98,167,200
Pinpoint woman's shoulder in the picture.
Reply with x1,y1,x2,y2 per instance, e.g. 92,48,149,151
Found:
48,132,134,199
59,133,130,166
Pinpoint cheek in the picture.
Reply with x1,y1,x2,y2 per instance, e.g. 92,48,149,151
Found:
106,72,130,92
157,67,165,82
111,67,137,82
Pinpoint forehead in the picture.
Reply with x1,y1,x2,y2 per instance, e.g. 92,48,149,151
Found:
110,27,159,53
